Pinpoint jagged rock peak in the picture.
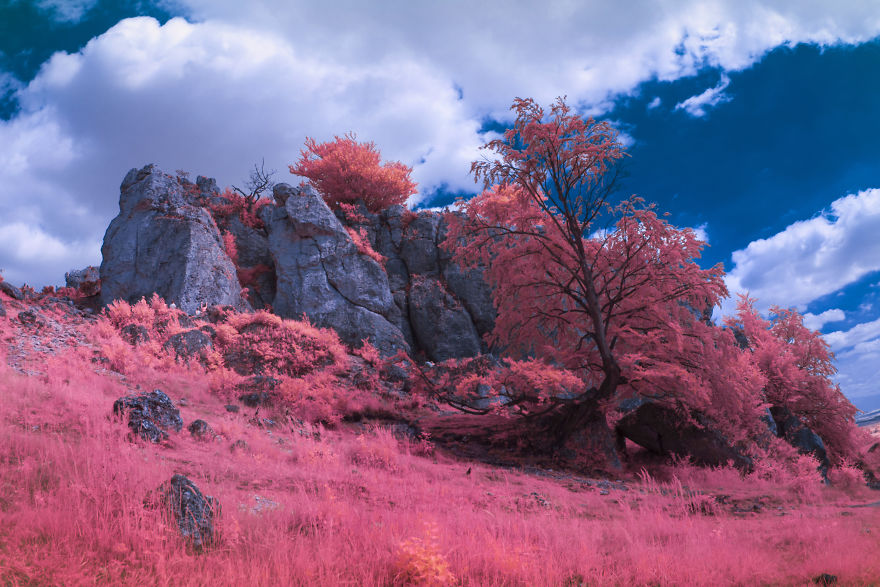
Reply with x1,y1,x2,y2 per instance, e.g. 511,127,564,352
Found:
100,164,250,314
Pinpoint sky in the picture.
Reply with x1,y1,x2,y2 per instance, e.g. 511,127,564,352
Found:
0,0,878,411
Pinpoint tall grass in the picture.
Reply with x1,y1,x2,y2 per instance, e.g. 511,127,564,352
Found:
1,300,880,585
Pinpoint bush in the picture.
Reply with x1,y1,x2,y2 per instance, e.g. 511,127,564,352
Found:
289,132,417,212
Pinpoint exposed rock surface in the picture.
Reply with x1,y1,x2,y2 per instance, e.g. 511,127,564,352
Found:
408,276,481,360
0,281,23,300
146,474,220,551
0,298,5,317
263,184,408,356
98,167,495,362
333,201,496,361
615,397,751,470
113,389,183,443
100,164,249,314
164,329,213,362
64,266,101,296
188,419,217,441
769,406,831,478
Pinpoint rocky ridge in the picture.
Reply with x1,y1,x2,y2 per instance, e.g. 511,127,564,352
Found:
99,165,495,360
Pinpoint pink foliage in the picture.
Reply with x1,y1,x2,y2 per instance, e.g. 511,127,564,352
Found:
289,132,417,212
727,296,860,463
346,226,387,265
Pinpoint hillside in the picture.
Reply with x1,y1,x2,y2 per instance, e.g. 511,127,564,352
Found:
2,279,880,586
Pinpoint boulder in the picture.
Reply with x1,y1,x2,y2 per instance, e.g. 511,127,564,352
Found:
64,266,101,296
408,277,481,361
113,389,183,443
0,281,23,300
263,185,408,356
164,329,213,362
119,324,150,346
100,164,249,315
188,419,217,441
615,397,751,470
146,474,220,551
0,298,5,317
769,406,831,477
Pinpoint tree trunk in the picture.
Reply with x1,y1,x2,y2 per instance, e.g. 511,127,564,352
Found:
537,395,622,472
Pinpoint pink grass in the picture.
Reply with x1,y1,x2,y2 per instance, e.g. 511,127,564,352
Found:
1,298,880,585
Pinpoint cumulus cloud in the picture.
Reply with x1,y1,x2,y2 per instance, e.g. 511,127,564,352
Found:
3,3,880,286
647,97,662,109
802,308,845,330
824,317,880,401
675,73,732,117
0,16,484,285
720,189,880,316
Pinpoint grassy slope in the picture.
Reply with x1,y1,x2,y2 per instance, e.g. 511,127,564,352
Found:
1,291,880,586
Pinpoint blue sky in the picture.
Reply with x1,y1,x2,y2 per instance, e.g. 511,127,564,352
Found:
1,0,878,411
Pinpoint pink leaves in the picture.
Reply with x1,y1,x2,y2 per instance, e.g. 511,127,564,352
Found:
290,132,417,212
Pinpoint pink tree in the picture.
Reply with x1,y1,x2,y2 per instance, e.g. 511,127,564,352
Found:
290,132,417,212
443,97,732,453
728,296,859,463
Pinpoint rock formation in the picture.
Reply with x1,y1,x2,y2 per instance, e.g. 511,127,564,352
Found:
98,165,495,360
64,266,101,296
100,165,249,314
262,184,409,355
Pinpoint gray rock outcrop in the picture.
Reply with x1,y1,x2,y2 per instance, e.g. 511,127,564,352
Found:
263,184,409,356
100,164,249,314
65,265,101,296
98,166,496,362
332,202,496,361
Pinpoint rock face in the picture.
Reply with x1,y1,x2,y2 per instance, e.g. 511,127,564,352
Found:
100,164,249,314
113,389,183,443
328,200,496,361
262,184,409,356
98,167,495,361
769,406,831,477
147,474,220,551
0,281,23,301
164,329,213,362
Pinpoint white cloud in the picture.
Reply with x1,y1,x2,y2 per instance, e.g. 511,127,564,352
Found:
802,308,845,330
692,222,709,244
3,3,880,286
647,97,662,109
824,317,880,401
825,316,880,351
34,0,99,23
720,189,880,316
675,73,732,117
